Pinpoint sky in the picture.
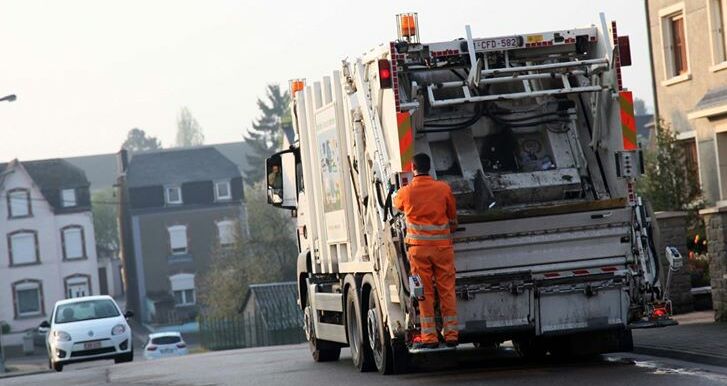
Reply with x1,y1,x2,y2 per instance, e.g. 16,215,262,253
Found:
0,0,653,161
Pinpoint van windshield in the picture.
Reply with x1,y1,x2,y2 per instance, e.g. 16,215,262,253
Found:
54,299,120,324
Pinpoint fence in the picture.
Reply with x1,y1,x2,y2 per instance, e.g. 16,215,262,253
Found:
199,313,306,351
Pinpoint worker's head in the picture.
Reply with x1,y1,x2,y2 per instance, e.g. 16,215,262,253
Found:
272,164,280,173
412,153,431,175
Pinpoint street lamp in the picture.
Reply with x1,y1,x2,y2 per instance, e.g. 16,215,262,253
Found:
0,94,17,103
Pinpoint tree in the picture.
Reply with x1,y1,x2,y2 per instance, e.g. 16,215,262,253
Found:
243,84,291,185
634,98,648,116
176,107,205,147
92,189,119,251
197,183,298,319
638,119,701,211
121,128,162,152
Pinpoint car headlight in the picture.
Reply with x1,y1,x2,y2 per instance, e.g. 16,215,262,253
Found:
111,324,126,335
53,330,71,342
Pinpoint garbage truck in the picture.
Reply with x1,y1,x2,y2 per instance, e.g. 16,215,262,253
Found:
265,13,677,374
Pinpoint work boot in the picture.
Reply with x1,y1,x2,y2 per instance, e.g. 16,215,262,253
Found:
412,342,439,350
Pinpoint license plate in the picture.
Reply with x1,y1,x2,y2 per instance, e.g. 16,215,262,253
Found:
161,348,174,354
473,36,522,52
84,341,102,350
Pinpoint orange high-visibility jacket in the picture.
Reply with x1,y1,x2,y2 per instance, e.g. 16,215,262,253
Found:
393,175,457,246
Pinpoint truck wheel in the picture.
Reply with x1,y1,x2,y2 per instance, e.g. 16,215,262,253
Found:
513,337,547,360
52,360,63,372
346,286,375,371
367,288,408,374
304,298,341,362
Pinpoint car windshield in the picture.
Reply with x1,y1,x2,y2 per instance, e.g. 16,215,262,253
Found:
151,336,181,345
54,299,120,324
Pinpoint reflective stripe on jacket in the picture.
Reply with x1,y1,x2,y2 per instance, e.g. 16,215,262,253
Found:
393,175,457,246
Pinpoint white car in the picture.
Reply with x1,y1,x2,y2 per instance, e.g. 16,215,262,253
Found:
41,295,134,372
143,331,189,360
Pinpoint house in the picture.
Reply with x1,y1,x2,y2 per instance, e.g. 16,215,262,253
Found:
117,147,247,325
240,282,305,346
0,159,99,349
646,0,727,204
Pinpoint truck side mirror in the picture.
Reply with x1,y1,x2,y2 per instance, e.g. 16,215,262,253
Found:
266,151,298,209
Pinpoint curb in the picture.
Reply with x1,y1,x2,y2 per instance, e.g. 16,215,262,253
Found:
0,369,51,379
633,345,727,367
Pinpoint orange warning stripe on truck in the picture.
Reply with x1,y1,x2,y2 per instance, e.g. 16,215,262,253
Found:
620,90,637,151
397,112,414,171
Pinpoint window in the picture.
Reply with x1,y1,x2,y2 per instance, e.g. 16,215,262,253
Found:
7,188,31,218
168,225,188,255
12,279,44,318
660,4,690,81
215,180,231,201
64,274,91,298
54,299,118,323
61,189,77,207
170,273,195,306
217,220,236,246
8,230,39,265
61,226,86,260
165,185,182,205
710,0,727,67
173,289,195,306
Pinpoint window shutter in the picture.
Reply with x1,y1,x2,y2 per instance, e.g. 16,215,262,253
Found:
11,233,37,265
672,16,688,75
217,221,235,245
169,226,188,253
63,228,84,259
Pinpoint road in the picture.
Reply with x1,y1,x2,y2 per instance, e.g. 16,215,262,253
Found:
3,344,727,386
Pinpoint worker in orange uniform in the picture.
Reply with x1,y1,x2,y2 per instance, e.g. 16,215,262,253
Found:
393,153,458,349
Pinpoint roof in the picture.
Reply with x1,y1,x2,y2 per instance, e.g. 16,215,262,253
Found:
1,158,90,190
65,153,119,192
635,114,654,139
127,146,241,188
59,141,252,191
242,282,302,331
694,85,727,112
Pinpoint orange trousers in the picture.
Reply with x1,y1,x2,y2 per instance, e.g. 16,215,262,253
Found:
408,245,458,344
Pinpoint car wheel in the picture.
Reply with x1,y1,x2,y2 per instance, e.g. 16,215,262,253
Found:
115,347,134,364
52,360,63,372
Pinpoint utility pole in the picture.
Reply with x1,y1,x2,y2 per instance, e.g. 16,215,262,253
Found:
0,93,16,372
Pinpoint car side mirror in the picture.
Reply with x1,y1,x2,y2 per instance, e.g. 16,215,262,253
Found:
124,310,134,319
39,320,50,329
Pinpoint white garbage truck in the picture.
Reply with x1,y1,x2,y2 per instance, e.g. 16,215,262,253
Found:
265,13,676,374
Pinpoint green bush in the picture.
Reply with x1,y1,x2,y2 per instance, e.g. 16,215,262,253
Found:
0,321,10,334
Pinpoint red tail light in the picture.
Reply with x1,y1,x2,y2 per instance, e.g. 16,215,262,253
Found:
378,59,392,89
652,307,667,318
146,345,157,351
176,343,186,348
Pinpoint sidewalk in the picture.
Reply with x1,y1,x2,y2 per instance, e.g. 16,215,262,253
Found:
632,310,727,366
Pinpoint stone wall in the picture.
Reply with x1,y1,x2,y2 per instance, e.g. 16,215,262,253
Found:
654,211,693,314
701,205,727,321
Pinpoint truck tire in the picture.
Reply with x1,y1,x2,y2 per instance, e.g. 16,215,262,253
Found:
346,285,375,371
513,336,547,360
304,297,341,362
366,288,408,374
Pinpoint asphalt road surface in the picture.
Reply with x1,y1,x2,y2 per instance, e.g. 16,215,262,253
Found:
4,344,727,386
